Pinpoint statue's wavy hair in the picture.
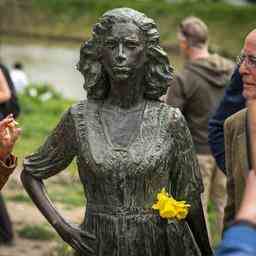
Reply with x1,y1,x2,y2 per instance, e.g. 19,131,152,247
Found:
77,8,173,100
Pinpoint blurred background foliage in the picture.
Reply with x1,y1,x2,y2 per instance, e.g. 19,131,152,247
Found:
1,0,255,57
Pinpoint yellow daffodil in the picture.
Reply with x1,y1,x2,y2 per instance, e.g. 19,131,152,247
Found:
152,188,190,220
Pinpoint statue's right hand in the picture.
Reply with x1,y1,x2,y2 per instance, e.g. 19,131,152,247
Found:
56,221,96,255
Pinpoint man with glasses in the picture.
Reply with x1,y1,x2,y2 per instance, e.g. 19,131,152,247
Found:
208,68,245,174
161,16,234,241
223,29,256,227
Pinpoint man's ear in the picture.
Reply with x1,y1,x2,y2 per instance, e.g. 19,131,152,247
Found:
179,38,188,51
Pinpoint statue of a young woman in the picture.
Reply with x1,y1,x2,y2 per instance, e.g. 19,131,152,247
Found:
21,8,212,256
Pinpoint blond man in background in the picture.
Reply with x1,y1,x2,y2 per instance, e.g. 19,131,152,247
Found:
162,16,234,241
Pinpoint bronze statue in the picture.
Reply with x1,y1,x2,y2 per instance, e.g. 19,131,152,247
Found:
21,8,212,256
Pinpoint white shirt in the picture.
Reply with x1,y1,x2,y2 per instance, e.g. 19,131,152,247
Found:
10,69,29,92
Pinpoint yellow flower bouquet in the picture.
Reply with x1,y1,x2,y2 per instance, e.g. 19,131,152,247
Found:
152,188,190,220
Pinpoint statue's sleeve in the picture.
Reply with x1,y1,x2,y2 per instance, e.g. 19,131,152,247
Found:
23,109,77,179
170,109,212,255
170,110,203,202
165,74,187,112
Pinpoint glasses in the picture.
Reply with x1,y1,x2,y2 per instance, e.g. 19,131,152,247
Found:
236,52,256,69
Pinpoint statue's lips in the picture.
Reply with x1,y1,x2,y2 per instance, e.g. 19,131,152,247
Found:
112,66,130,73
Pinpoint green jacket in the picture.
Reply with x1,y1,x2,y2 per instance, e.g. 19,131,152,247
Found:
224,108,249,226
166,54,234,154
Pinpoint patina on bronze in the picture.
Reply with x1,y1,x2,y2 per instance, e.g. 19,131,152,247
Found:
21,8,212,256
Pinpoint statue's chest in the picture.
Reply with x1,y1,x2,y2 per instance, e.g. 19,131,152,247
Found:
79,101,174,177
100,107,143,149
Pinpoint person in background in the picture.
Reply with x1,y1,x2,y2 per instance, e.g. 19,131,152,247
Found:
208,68,245,173
0,114,20,245
0,114,20,190
10,62,29,93
222,29,256,228
0,61,20,119
161,16,234,241
0,66,11,112
0,60,21,245
215,170,256,256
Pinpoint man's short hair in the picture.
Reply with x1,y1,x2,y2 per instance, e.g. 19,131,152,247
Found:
13,62,23,70
179,16,208,48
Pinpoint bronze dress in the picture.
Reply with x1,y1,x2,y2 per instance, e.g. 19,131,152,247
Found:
23,100,203,256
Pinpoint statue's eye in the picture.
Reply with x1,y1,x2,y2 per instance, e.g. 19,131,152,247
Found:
125,41,139,49
104,40,116,49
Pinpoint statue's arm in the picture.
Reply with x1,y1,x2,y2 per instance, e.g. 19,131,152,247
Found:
177,146,213,256
21,171,69,233
171,110,213,255
21,171,95,255
186,200,213,255
21,108,95,254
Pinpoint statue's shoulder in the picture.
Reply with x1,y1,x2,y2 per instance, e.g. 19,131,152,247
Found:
158,102,184,125
68,99,101,128
157,103,191,147
69,99,102,114
69,100,88,115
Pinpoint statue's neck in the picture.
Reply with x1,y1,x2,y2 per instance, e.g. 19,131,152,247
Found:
107,76,144,109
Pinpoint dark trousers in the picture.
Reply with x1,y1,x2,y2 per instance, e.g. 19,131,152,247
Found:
0,193,13,243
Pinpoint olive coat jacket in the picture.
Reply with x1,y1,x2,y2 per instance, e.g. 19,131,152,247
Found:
224,108,249,226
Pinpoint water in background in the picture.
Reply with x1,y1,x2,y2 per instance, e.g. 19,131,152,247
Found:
0,39,85,100
0,38,182,100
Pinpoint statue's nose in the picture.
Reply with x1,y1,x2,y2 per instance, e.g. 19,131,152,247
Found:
116,43,126,63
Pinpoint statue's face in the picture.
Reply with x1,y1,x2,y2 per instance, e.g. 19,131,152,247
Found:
101,22,146,82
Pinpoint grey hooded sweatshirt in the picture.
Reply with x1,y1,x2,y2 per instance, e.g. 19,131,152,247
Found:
166,54,234,154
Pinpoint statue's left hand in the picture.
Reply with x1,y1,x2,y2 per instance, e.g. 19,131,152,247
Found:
56,221,96,255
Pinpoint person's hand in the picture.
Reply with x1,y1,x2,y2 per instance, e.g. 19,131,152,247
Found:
56,221,96,255
236,170,256,225
0,114,21,161
159,94,167,102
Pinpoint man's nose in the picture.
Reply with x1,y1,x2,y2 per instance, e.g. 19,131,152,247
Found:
239,60,250,76
116,43,126,63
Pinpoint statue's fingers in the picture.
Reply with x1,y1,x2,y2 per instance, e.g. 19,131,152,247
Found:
80,230,96,240
70,239,82,254
72,239,94,255
80,241,95,255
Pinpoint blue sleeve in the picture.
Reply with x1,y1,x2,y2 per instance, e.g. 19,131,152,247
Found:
215,224,256,256
208,68,245,173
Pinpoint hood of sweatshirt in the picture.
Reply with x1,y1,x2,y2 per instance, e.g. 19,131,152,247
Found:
185,54,235,88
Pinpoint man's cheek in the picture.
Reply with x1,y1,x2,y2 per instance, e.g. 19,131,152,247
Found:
244,87,256,99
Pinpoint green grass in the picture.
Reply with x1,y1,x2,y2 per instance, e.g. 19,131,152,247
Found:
14,84,74,160
7,184,85,207
7,177,84,208
18,224,56,240
26,1,256,57
6,193,32,204
2,1,256,58
47,182,85,207
51,240,74,256
208,201,220,247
